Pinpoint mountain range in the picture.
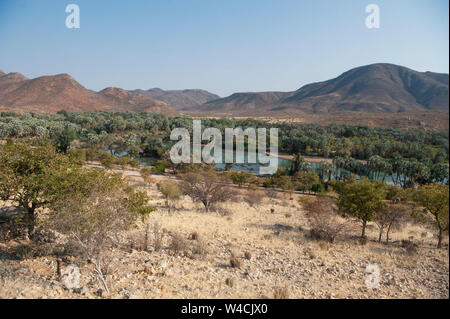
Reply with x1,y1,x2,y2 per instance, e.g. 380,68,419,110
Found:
132,88,220,109
0,63,448,116
192,63,449,115
0,72,176,114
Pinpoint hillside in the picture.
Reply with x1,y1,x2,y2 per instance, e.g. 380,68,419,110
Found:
191,64,449,115
0,71,176,114
133,88,219,109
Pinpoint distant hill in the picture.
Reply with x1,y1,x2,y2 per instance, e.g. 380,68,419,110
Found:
192,63,449,115
132,88,219,109
0,71,176,114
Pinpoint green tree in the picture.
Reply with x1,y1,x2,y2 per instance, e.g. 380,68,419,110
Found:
0,140,76,236
54,129,76,153
336,179,387,238
414,184,449,248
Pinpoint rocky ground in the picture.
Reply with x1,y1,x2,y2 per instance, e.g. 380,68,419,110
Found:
0,169,448,299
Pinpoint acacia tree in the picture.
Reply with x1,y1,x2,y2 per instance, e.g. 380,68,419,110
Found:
0,140,76,237
47,168,154,292
414,184,449,248
335,179,387,238
180,170,235,212
375,204,410,243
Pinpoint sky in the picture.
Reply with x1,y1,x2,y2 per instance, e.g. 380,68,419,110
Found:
0,0,448,97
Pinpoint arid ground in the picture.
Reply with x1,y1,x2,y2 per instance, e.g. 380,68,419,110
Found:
0,167,448,299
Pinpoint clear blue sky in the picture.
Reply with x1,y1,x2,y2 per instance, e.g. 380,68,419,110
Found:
0,0,448,96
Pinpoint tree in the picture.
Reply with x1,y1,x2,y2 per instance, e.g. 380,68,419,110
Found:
289,154,311,175
227,171,255,188
118,155,132,169
302,197,351,243
414,184,449,248
47,168,154,292
0,140,76,237
180,170,235,212
375,204,410,243
317,161,334,183
54,129,76,153
157,180,182,212
99,152,116,169
335,179,387,238
293,171,320,193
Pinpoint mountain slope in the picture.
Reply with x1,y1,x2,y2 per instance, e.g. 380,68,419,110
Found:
193,63,449,115
198,91,291,113
0,72,176,114
133,88,220,109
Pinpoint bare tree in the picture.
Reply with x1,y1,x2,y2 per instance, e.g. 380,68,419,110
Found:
375,204,410,243
180,170,236,212
302,197,351,243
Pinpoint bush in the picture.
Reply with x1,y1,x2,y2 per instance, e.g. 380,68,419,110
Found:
303,197,350,243
157,180,182,212
229,256,242,268
118,155,132,169
85,148,101,161
311,183,324,194
68,149,86,164
140,167,154,183
152,160,167,173
244,189,264,208
273,286,290,299
99,152,116,169
169,233,188,255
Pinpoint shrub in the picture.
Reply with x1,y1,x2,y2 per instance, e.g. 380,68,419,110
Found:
303,197,350,243
99,152,116,169
273,286,290,299
311,183,324,194
68,149,86,164
118,155,132,169
140,167,154,183
152,160,167,173
85,148,101,161
244,189,264,208
169,233,188,255
229,257,242,268
225,277,235,288
46,169,154,292
157,180,182,212
244,251,252,260
191,240,208,259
